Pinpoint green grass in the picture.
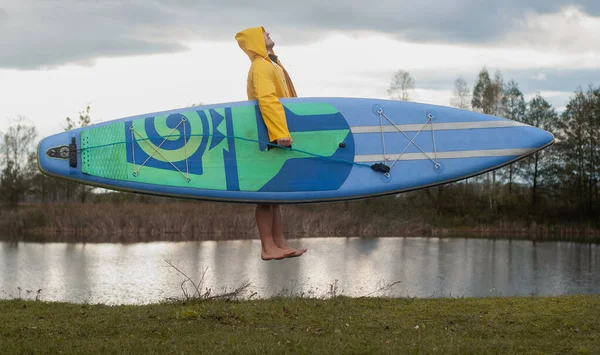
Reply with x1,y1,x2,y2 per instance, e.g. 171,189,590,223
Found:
1,295,599,354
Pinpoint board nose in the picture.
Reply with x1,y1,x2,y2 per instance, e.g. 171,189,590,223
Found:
37,136,52,173
532,126,555,149
37,132,72,176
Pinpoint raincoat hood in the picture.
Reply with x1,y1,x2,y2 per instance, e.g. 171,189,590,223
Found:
235,26,298,143
235,26,269,61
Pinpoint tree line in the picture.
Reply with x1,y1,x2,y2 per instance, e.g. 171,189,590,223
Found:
1,106,93,206
388,68,598,223
1,68,599,227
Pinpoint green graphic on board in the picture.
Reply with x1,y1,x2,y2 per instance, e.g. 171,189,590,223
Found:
80,103,351,192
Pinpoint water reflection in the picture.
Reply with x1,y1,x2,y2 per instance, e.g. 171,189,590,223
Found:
0,237,598,304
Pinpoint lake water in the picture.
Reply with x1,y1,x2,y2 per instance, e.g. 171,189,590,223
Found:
1,237,598,305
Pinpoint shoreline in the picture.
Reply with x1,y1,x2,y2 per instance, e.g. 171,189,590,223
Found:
4,227,600,244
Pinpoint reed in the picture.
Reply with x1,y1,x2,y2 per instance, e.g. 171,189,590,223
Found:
1,200,599,243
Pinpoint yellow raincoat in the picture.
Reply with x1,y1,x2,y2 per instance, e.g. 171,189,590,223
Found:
235,27,298,143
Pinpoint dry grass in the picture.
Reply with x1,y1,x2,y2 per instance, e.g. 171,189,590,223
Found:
1,200,599,243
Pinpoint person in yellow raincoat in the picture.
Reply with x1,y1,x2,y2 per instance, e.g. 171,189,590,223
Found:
236,26,307,260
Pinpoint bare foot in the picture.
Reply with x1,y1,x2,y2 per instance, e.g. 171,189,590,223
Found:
261,249,295,261
276,137,292,147
274,240,307,258
282,247,307,258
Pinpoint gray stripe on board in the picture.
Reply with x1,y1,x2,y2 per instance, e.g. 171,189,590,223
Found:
350,120,528,133
354,148,537,163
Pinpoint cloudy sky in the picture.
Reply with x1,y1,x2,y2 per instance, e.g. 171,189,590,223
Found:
1,1,599,139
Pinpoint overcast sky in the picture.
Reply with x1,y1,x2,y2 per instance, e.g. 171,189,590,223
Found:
1,1,599,139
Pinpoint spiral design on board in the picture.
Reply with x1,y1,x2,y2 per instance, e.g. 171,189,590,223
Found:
134,111,209,163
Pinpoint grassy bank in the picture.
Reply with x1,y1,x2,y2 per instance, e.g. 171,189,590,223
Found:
0,295,598,354
1,199,600,243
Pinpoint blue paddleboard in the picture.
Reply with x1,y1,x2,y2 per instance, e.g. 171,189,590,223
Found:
37,97,554,203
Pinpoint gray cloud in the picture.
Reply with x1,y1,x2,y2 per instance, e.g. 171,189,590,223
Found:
499,68,600,94
1,1,598,69
0,2,187,69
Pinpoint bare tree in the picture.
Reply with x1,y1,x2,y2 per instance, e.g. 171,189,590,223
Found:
0,116,37,207
66,104,91,131
450,76,471,110
472,68,504,115
387,70,415,101
472,68,506,209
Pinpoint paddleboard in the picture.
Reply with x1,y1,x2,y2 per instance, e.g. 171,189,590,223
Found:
37,97,554,203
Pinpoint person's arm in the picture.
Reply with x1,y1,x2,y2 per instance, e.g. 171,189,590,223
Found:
251,64,291,143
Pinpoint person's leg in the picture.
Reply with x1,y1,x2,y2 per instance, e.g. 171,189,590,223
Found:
271,204,307,257
256,204,294,260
